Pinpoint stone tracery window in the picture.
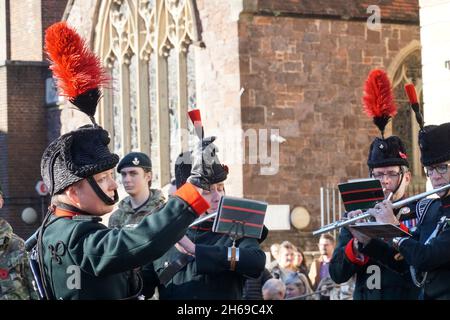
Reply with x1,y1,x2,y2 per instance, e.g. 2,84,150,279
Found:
96,0,201,187
391,50,425,192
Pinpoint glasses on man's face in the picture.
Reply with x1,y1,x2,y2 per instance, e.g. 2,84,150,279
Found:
371,171,402,180
424,163,449,177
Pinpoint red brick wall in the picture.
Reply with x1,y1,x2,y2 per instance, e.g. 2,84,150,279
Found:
255,0,419,23
3,62,49,237
41,0,69,58
239,15,420,252
1,0,67,238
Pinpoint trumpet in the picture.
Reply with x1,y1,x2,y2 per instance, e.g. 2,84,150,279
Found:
312,183,450,236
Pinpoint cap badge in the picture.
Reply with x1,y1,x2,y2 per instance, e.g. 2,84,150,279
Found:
132,157,140,166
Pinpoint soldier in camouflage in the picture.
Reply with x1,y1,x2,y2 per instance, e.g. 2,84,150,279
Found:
0,187,38,300
108,152,165,229
108,152,166,299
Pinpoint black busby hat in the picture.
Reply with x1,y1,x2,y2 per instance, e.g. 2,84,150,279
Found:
362,69,409,168
174,151,228,190
419,123,450,166
367,136,409,169
41,22,119,197
41,126,119,195
117,152,152,172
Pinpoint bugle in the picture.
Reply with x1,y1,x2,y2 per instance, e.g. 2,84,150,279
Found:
312,183,450,236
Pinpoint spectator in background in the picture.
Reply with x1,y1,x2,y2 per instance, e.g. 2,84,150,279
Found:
262,278,285,300
293,248,314,289
266,243,280,271
284,272,316,300
309,233,335,290
270,243,280,261
268,241,297,282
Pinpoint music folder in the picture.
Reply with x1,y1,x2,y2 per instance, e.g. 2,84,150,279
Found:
348,222,412,239
212,196,267,239
338,178,385,212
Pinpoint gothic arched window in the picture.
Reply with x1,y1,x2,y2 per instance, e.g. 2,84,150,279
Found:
391,50,425,193
95,0,201,187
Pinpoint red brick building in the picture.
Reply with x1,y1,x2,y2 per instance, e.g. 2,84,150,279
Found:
0,0,68,237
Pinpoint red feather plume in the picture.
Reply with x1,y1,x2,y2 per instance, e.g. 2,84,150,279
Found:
362,69,397,137
45,22,109,99
404,83,418,104
188,109,204,139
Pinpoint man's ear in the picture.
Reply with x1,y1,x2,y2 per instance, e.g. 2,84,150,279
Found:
404,170,412,184
146,171,152,182
65,184,81,206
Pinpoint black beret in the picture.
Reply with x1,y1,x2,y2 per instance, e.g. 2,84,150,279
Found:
117,152,152,172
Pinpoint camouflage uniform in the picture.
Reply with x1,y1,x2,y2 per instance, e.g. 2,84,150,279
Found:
0,218,38,300
108,189,165,228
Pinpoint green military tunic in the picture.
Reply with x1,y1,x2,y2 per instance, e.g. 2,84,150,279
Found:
0,218,38,300
40,184,208,300
108,189,165,228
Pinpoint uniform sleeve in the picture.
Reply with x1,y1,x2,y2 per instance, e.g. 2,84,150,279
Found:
195,237,266,278
399,227,450,271
67,186,208,276
329,228,366,284
359,238,409,274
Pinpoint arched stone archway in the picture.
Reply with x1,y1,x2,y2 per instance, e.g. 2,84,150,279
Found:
387,40,425,192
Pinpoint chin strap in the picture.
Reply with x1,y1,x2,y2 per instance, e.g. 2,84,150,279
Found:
391,169,405,200
87,177,118,205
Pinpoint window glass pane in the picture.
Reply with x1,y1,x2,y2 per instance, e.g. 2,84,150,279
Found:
148,53,160,187
130,54,138,151
168,50,180,179
187,47,197,148
112,59,123,158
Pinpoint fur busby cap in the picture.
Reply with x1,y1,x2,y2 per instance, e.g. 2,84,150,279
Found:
174,151,228,189
41,125,119,195
117,152,152,172
367,136,409,169
419,122,450,166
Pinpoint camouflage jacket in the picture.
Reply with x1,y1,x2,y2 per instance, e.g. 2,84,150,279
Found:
108,189,166,228
0,218,38,300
